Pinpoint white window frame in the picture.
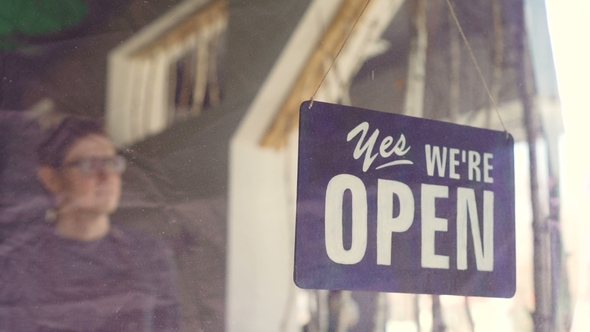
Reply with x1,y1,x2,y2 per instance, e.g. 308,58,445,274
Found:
106,0,227,146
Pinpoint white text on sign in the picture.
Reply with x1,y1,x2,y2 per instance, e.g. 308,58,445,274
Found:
325,130,496,272
425,144,494,183
347,122,413,172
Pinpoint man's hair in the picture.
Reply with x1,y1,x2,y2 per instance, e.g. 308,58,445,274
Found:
37,117,106,168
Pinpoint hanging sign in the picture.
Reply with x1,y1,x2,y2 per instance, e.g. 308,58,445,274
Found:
294,101,515,298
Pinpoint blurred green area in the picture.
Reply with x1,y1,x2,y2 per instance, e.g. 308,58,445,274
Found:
0,0,88,50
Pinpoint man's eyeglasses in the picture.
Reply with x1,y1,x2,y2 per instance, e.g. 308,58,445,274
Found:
61,156,127,175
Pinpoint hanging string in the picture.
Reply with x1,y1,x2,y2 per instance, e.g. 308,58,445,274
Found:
309,0,509,137
309,0,373,108
445,0,508,134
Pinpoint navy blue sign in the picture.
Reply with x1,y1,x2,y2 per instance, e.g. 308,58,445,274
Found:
294,101,515,298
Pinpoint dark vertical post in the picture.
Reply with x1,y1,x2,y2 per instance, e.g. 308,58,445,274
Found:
405,0,430,329
431,295,446,332
518,24,553,332
488,0,504,128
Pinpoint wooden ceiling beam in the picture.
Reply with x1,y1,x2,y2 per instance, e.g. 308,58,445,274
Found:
132,0,227,59
259,0,376,149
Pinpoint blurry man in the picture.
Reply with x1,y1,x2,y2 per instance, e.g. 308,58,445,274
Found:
0,118,182,331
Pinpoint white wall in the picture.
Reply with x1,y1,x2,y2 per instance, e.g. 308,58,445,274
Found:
546,1,590,330
227,1,342,331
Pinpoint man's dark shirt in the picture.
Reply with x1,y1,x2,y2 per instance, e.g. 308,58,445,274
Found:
0,223,182,331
